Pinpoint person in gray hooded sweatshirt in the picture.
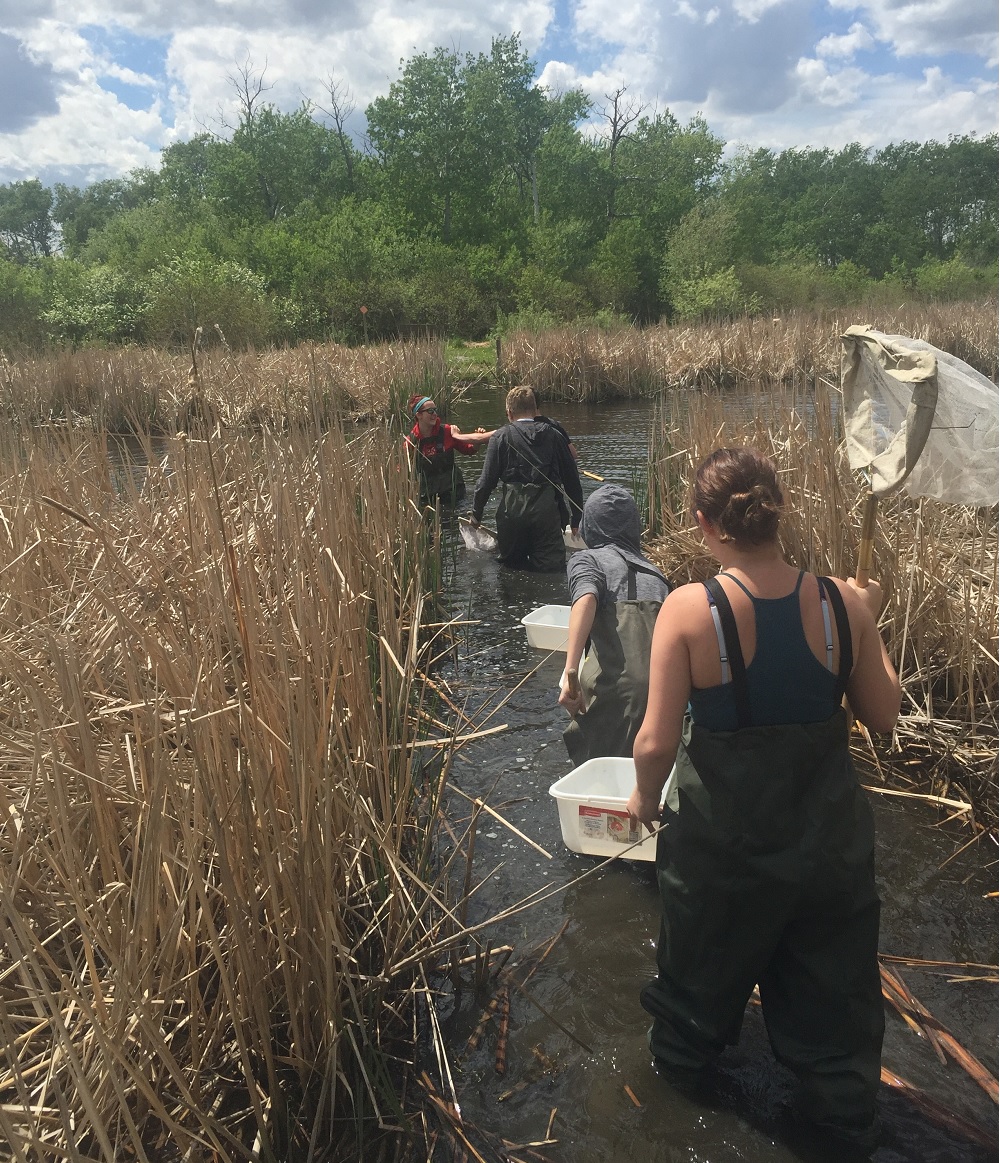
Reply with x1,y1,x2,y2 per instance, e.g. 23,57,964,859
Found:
558,484,670,765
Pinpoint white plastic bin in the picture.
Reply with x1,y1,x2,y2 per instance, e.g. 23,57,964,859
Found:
564,526,587,551
521,604,571,651
548,757,658,862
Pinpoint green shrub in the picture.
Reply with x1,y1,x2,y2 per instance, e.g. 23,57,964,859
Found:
514,263,587,321
0,258,47,349
42,261,148,346
668,267,759,321
144,253,275,348
913,256,998,301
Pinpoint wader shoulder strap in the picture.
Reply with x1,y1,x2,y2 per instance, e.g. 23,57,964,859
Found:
818,577,854,702
703,577,752,729
609,549,667,601
506,422,582,519
414,427,445,465
506,422,544,477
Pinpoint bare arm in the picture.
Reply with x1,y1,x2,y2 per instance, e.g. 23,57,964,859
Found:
558,594,598,715
839,578,901,734
449,424,495,446
628,590,694,831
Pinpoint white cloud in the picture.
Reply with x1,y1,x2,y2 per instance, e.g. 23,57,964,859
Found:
675,1,721,24
0,80,164,181
816,21,876,59
537,59,586,93
0,32,61,135
671,58,997,150
827,0,997,62
794,56,867,105
0,0,995,184
576,0,650,47
731,0,787,22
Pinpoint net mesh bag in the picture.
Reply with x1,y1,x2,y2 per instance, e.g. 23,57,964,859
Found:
841,326,998,507
458,520,498,552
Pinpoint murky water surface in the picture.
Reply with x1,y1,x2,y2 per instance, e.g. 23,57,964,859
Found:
434,393,997,1163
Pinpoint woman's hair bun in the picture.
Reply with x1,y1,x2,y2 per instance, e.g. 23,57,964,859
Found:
692,448,783,546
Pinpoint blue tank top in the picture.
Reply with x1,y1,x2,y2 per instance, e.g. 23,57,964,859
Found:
689,571,841,732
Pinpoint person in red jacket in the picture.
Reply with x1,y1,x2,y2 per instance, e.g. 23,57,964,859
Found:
404,395,493,506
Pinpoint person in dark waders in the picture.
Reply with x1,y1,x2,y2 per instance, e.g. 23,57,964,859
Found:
558,484,670,765
628,448,901,1157
469,386,583,572
404,395,493,507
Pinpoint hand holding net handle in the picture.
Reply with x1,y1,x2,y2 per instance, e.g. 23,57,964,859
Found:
855,491,879,587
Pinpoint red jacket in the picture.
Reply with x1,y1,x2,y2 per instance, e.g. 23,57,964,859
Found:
406,420,476,461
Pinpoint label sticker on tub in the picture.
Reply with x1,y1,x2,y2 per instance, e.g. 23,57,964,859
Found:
578,806,640,845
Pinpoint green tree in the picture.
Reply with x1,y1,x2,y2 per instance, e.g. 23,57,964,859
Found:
144,253,274,348
0,179,55,261
366,45,471,242
365,35,585,246
0,257,48,347
53,176,155,255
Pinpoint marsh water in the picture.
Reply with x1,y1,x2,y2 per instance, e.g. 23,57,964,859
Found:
432,393,998,1163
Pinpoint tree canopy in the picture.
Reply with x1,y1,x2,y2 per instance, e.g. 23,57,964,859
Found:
1,34,996,348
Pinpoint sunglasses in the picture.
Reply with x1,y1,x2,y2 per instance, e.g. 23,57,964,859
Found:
419,406,438,415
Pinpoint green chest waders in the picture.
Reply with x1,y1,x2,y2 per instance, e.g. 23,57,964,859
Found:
563,557,665,766
418,434,466,506
641,579,884,1153
496,481,564,572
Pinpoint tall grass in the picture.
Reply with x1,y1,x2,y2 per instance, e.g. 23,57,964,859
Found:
647,377,999,829
0,411,479,1158
502,300,998,401
0,336,454,433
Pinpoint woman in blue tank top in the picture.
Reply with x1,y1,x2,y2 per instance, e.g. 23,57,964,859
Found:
628,447,900,1157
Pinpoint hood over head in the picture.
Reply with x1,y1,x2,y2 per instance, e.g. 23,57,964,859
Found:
580,484,648,565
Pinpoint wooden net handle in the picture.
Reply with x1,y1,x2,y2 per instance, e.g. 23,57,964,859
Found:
855,492,879,587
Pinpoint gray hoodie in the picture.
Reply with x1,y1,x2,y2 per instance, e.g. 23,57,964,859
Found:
568,485,669,607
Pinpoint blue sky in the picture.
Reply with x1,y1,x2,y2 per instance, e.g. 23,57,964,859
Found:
0,0,995,187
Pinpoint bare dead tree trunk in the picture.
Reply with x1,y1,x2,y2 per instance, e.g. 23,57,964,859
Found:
226,57,280,219
321,73,357,188
600,84,645,221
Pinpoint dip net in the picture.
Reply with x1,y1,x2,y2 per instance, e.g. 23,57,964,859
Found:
841,326,998,506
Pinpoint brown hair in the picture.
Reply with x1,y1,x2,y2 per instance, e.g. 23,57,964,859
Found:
506,385,537,417
692,447,783,546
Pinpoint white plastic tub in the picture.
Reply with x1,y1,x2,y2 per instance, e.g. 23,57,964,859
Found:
521,604,571,651
548,757,658,862
564,526,587,551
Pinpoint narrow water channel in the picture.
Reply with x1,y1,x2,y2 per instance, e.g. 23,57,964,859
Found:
436,393,997,1163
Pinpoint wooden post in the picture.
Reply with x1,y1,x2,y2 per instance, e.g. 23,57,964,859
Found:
495,337,502,379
